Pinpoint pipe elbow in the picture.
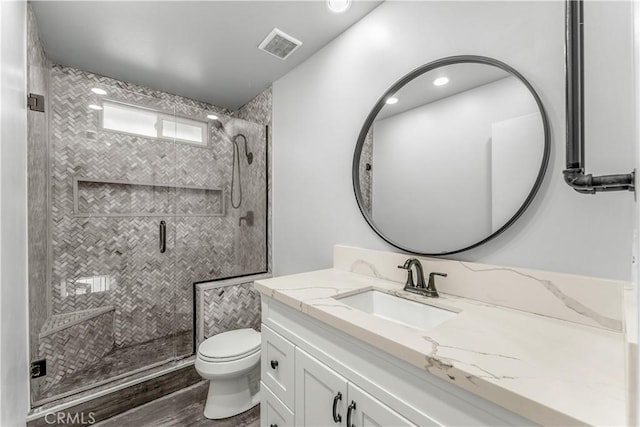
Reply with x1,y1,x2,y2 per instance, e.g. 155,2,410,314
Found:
563,169,635,193
563,169,596,194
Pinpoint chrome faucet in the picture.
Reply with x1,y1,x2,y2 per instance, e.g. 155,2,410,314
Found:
397,258,446,298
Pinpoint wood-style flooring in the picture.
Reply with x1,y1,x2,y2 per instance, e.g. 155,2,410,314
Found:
95,381,260,427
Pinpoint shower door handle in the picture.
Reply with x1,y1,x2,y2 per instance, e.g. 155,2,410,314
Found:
159,220,166,253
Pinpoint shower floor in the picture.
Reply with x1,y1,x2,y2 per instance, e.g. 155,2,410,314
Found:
38,331,193,402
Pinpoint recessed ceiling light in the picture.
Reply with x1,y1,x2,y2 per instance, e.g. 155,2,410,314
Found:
207,114,219,120
88,104,103,111
91,88,107,95
327,0,351,13
385,97,399,105
433,77,449,86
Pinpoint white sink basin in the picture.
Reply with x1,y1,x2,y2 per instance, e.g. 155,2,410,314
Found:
338,290,457,331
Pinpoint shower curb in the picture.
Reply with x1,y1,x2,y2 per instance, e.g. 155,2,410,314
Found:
26,360,200,427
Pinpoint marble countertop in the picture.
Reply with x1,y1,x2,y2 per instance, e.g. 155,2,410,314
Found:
255,268,626,427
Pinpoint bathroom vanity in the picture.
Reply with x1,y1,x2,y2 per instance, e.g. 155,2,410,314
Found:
255,246,629,426
257,291,533,426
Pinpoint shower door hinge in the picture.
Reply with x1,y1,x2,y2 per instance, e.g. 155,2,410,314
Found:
27,93,45,112
30,359,47,378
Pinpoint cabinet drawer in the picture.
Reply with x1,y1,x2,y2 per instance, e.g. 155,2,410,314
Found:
261,382,294,427
262,324,295,409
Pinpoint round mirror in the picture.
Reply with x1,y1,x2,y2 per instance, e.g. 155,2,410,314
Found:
353,56,550,255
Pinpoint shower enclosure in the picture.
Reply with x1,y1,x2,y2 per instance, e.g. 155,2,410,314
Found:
27,59,268,405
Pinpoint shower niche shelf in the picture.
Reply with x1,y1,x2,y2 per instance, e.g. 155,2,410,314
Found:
73,177,225,218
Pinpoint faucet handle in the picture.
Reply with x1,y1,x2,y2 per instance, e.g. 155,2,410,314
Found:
425,272,447,298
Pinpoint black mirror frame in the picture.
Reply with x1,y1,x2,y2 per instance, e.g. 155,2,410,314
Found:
352,55,551,256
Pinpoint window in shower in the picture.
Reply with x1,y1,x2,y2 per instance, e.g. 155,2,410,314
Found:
101,100,208,145
160,116,207,144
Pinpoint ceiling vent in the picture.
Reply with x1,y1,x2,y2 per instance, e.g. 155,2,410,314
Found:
258,28,302,60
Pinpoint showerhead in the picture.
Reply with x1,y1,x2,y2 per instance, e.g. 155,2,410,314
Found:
211,119,224,130
211,119,254,165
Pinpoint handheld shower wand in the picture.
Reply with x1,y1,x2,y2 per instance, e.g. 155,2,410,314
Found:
233,134,253,165
211,118,253,209
211,119,253,165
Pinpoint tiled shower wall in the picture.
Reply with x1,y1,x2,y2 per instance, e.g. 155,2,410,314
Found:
28,7,272,402
194,274,269,345
235,87,272,273
47,64,267,339
359,129,373,215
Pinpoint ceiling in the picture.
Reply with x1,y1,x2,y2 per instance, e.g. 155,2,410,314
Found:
376,63,510,120
31,1,381,110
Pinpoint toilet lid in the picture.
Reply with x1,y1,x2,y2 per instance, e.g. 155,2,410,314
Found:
198,328,261,361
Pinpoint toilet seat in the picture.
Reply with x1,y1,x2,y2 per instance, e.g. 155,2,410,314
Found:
198,328,261,363
198,346,260,363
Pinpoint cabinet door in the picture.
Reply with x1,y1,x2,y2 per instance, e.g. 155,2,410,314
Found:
261,382,294,427
347,382,416,427
295,348,348,427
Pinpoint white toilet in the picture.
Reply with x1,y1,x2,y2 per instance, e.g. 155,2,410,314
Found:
195,328,261,419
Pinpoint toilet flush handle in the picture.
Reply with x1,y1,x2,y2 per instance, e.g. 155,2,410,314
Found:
270,360,278,370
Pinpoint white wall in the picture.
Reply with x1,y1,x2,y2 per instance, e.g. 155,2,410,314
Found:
371,77,540,253
272,1,635,280
0,1,29,425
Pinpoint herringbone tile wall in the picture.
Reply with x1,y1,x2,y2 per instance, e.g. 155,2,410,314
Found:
235,88,272,126
76,182,175,216
235,88,271,273
29,63,270,403
197,281,262,343
359,128,373,215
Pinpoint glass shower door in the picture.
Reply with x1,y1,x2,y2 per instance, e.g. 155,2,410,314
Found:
31,74,179,404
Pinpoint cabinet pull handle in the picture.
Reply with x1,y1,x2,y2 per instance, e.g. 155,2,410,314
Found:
332,391,342,423
159,220,166,253
270,360,278,370
346,400,356,427
270,424,278,427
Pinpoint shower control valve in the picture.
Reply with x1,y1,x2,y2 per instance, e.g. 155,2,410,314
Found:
239,210,254,227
